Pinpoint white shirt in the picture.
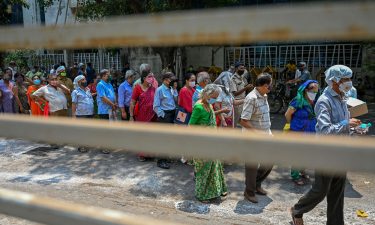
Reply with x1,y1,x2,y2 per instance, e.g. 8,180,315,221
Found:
33,85,68,112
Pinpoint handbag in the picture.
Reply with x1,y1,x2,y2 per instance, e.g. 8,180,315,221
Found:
174,107,191,124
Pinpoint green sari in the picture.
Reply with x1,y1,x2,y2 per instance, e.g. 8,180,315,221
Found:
189,103,228,201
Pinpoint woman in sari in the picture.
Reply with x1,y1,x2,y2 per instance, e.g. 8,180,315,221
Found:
27,75,45,116
13,73,30,114
0,68,15,114
189,84,228,203
285,80,319,185
129,71,157,161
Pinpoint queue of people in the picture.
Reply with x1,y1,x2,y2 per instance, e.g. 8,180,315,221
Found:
0,61,364,225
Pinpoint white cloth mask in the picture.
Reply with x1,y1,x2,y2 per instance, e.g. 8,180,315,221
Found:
307,91,317,101
339,81,353,93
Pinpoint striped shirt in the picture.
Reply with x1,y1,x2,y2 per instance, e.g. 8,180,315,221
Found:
241,88,271,132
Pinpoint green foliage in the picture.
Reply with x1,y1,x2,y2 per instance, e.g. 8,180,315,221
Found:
75,0,239,21
4,50,36,72
0,0,29,25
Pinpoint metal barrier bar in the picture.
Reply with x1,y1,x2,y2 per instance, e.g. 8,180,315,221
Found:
0,2,374,50
0,188,183,225
0,115,374,173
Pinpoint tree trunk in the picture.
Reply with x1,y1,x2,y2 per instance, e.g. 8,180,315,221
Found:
153,47,176,71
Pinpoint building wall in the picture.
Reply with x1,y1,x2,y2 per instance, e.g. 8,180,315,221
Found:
22,0,41,27
186,46,225,70
44,0,75,26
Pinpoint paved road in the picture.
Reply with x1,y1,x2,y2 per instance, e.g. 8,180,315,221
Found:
0,136,374,225
0,102,374,224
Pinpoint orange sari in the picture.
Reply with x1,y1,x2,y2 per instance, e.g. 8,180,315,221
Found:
27,85,45,116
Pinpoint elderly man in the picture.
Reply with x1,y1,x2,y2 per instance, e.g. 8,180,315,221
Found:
231,62,254,127
240,73,273,204
192,71,211,106
97,69,117,120
153,72,178,169
290,65,361,225
118,70,135,120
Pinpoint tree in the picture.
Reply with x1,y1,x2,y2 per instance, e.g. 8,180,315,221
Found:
0,0,29,68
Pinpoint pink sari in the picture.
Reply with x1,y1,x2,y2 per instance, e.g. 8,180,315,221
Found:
135,86,156,122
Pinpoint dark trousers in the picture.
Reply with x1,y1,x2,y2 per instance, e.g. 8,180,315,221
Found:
121,106,130,121
292,172,346,225
157,109,175,123
98,114,109,120
76,115,94,119
157,109,175,162
245,163,273,196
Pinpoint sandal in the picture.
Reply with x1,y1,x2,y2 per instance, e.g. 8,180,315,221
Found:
293,178,305,186
290,207,304,225
138,156,146,162
300,173,310,180
78,147,88,153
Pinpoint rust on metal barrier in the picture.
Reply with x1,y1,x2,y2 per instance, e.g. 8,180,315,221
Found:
0,2,374,50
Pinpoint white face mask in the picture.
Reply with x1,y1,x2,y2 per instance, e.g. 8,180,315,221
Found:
339,81,353,93
189,81,195,88
306,91,317,101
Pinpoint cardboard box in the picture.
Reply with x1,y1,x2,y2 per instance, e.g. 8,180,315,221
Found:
347,97,368,117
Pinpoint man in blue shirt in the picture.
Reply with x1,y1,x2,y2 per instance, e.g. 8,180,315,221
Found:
97,69,117,120
153,72,178,169
118,70,135,120
290,65,361,225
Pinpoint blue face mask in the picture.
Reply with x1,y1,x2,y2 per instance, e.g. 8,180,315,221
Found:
33,79,41,85
208,98,217,104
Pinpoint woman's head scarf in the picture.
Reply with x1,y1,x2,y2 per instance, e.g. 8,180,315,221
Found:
294,80,318,109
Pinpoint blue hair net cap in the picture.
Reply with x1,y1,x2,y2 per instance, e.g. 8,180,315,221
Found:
324,65,352,86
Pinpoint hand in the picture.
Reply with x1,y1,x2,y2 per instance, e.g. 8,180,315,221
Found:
245,84,254,91
221,107,230,114
112,103,118,110
121,111,127,120
349,118,361,128
129,116,134,122
222,120,228,127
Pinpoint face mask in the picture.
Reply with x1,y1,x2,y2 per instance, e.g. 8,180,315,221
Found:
49,80,58,87
189,81,195,88
237,70,245,75
60,72,66,77
145,76,154,84
307,91,317,101
80,81,87,87
208,98,217,104
339,81,353,93
33,79,41,85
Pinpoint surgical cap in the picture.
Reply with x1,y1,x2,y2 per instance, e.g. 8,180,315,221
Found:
324,65,352,87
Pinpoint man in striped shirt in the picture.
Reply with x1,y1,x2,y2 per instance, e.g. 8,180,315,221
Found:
240,73,273,203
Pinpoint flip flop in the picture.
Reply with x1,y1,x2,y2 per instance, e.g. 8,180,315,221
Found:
293,178,305,186
290,207,304,225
